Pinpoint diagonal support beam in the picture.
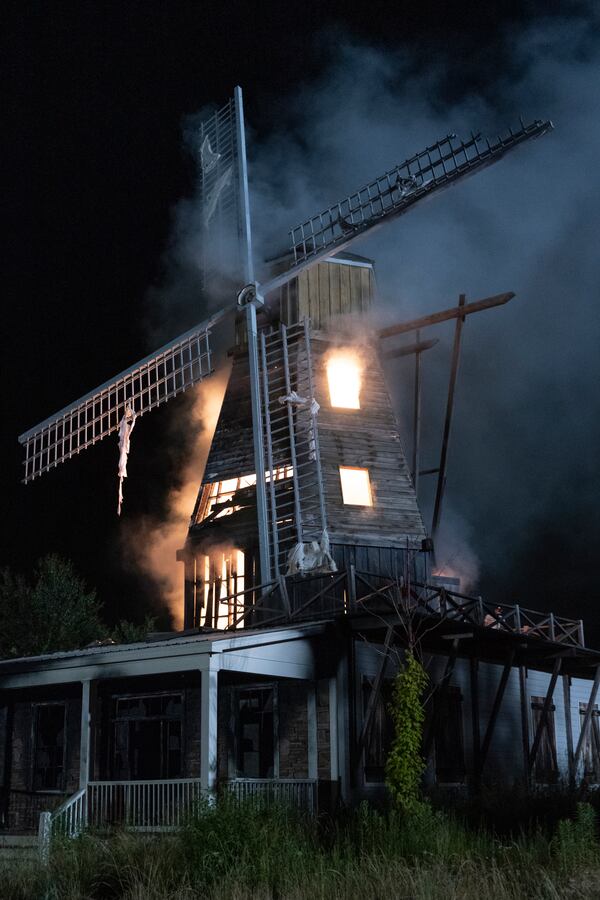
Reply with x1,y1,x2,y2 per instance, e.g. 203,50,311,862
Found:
478,648,516,773
356,626,395,762
423,638,460,758
528,657,562,775
573,665,600,777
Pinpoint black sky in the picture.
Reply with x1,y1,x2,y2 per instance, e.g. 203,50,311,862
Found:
3,2,599,637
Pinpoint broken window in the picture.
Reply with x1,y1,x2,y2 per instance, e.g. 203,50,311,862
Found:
579,702,600,784
339,466,373,506
362,677,394,783
111,693,183,780
32,703,66,792
195,548,246,629
434,686,465,783
235,686,275,778
196,467,294,524
531,696,558,783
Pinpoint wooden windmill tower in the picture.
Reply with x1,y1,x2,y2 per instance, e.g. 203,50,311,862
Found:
18,88,553,631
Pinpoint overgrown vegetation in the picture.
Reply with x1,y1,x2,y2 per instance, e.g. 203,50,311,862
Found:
385,651,428,812
3,797,600,899
0,555,156,659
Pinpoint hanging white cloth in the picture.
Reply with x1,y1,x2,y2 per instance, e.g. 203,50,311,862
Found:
200,135,220,174
278,391,320,459
286,529,337,576
117,404,137,516
203,166,232,227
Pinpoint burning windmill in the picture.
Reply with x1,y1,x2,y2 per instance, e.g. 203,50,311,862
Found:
18,88,553,629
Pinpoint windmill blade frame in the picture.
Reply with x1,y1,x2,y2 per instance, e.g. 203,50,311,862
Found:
18,307,232,484
261,118,553,296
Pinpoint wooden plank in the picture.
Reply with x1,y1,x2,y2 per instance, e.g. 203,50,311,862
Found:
573,665,600,775
562,674,575,788
519,665,530,786
528,657,562,775
340,263,351,313
470,658,481,789
328,261,341,318
307,265,319,326
479,649,515,773
318,263,330,327
360,266,371,312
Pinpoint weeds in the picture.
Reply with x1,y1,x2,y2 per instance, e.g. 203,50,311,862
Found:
1,798,600,899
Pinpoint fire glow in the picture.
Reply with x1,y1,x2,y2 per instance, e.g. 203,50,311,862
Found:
326,352,362,409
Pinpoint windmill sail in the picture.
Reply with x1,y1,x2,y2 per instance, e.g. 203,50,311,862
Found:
18,308,229,484
261,118,553,295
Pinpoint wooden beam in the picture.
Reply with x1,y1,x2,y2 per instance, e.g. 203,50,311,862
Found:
412,330,422,493
470,658,481,790
383,337,439,359
519,665,530,788
562,674,575,789
528,657,562,775
378,291,515,339
478,649,516,774
423,638,460,758
356,626,395,762
432,294,465,541
573,665,600,776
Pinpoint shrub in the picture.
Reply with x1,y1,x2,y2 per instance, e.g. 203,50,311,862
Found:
385,652,429,812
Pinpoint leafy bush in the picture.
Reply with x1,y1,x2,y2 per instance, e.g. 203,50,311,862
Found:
385,652,429,812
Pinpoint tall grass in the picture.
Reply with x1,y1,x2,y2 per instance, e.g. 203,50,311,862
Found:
1,797,600,899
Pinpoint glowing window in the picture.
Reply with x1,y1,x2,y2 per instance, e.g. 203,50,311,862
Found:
197,467,294,523
327,354,361,409
339,467,373,506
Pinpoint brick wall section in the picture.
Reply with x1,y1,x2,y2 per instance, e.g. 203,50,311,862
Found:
184,685,202,778
278,681,308,778
316,679,331,779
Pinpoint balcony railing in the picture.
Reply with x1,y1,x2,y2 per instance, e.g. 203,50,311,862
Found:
225,778,317,814
205,567,585,648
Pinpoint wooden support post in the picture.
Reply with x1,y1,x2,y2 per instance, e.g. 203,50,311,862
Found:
432,294,466,542
1,697,14,828
528,657,562,776
423,638,460,758
470,658,481,790
562,674,575,789
519,666,530,787
336,645,351,802
378,291,515,339
307,683,318,781
573,665,600,779
356,626,394,762
201,662,219,799
479,649,516,774
329,678,339,783
79,679,94,790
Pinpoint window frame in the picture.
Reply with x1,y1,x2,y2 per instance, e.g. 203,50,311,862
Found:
579,702,600,784
530,695,559,784
109,691,185,781
230,683,279,779
31,701,68,794
338,466,374,507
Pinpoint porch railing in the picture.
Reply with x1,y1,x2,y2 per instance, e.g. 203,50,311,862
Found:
86,779,203,830
225,778,317,814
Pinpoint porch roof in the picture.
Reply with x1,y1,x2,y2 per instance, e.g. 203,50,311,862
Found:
0,621,329,689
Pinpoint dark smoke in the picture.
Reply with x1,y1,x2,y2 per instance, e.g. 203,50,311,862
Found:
245,11,600,626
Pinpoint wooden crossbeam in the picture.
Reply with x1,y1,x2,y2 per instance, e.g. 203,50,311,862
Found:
478,648,516,774
573,665,600,776
356,626,395,762
377,291,515,340
383,337,439,359
528,657,562,775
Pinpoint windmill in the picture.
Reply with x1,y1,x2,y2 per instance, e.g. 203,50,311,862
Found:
18,87,553,627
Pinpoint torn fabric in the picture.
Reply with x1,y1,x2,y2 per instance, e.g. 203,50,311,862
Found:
203,165,232,227
286,529,337,576
117,404,137,516
200,135,220,174
278,391,320,459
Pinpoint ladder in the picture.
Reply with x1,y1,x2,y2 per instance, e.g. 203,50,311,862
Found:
259,319,328,579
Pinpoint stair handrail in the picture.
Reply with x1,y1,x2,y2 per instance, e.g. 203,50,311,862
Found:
39,785,87,863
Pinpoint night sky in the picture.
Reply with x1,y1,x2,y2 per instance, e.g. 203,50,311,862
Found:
3,3,600,638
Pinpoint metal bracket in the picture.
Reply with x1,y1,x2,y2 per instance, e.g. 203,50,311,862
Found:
237,282,264,309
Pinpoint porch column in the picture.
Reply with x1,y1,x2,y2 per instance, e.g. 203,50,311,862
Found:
336,651,351,802
79,679,94,789
328,677,339,782
201,660,219,798
307,683,318,780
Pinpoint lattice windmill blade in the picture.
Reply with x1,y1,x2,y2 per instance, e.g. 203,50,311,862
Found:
18,307,232,484
260,118,553,295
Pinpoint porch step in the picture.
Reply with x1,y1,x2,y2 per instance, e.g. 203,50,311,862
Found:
0,833,39,862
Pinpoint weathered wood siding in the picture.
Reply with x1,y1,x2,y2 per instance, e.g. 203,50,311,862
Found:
312,337,426,547
279,257,375,330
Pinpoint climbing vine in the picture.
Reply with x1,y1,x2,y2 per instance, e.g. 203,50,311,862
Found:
385,652,429,812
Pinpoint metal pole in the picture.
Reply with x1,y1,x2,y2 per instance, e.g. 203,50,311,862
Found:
246,300,271,584
233,86,254,283
412,329,422,494
432,294,466,542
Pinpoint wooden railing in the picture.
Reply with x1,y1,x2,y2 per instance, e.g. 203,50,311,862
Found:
225,778,317,813
86,779,203,830
212,567,585,648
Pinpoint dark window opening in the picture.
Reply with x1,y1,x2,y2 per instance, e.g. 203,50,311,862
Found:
531,696,558,783
33,704,66,792
235,687,275,778
580,703,600,784
362,678,394,783
111,693,183,780
434,686,465,784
